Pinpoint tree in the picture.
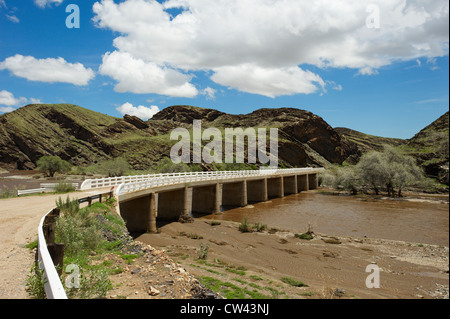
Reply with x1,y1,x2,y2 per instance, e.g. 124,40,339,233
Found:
382,146,423,197
98,158,130,177
37,156,71,177
356,151,387,195
356,145,423,197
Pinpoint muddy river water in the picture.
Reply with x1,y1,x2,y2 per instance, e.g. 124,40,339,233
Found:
196,191,449,247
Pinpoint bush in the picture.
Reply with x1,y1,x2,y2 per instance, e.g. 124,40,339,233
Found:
25,262,47,299
198,243,210,260
98,158,130,177
238,216,251,233
56,196,80,218
280,276,308,287
295,233,314,240
54,182,76,193
37,156,71,177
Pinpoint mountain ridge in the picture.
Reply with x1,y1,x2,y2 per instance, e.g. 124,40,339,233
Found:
0,104,447,183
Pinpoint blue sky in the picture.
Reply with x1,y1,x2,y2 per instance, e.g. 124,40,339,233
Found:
0,0,448,139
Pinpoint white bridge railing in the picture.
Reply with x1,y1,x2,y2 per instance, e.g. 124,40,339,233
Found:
79,168,323,196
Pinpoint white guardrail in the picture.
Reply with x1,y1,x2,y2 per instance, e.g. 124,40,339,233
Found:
38,210,68,299
80,168,324,196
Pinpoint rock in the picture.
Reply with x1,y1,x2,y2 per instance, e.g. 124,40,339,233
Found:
322,237,342,245
334,288,346,298
148,286,160,296
123,114,149,129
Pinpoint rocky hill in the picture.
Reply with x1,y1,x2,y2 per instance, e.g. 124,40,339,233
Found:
0,104,350,170
406,112,449,182
0,104,447,182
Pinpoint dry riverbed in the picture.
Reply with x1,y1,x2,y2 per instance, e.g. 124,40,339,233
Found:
132,218,449,299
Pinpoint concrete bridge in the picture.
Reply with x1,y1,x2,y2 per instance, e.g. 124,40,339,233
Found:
110,168,324,234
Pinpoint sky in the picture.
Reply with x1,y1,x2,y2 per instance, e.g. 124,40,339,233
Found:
0,0,448,139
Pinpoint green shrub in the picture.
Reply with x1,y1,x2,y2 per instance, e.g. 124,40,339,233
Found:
281,276,308,287
198,243,210,260
295,233,314,240
54,182,76,193
25,262,47,299
253,222,267,232
238,216,251,233
56,196,80,217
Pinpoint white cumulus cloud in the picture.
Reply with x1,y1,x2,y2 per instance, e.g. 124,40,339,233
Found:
116,102,160,120
0,90,28,106
93,0,449,98
100,51,198,97
211,64,325,98
0,90,42,113
34,0,63,8
0,55,95,86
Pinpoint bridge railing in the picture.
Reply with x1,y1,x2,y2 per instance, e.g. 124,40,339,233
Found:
115,168,324,196
81,168,322,192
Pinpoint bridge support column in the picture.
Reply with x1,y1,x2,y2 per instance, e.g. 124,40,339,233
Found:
222,181,247,207
297,175,309,192
192,183,221,214
148,193,157,233
267,177,284,199
247,178,268,203
157,187,188,221
308,173,318,190
283,175,298,195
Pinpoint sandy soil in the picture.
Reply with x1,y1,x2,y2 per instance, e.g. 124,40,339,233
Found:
0,188,111,299
136,218,449,299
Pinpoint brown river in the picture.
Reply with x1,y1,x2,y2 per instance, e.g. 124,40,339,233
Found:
195,191,449,247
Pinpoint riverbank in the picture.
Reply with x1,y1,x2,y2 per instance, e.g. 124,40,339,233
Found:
135,217,448,299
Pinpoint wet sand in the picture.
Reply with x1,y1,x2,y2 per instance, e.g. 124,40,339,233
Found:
137,190,449,299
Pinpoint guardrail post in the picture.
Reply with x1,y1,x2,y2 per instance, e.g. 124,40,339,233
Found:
47,243,65,276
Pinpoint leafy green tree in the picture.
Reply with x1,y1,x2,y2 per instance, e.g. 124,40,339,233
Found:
98,157,130,177
36,156,71,177
356,151,387,195
356,145,423,197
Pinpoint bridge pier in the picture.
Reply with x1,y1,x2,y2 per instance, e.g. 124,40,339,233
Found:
192,183,221,214
222,181,247,207
157,187,189,221
267,177,284,199
297,174,309,191
247,178,268,203
283,175,298,195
